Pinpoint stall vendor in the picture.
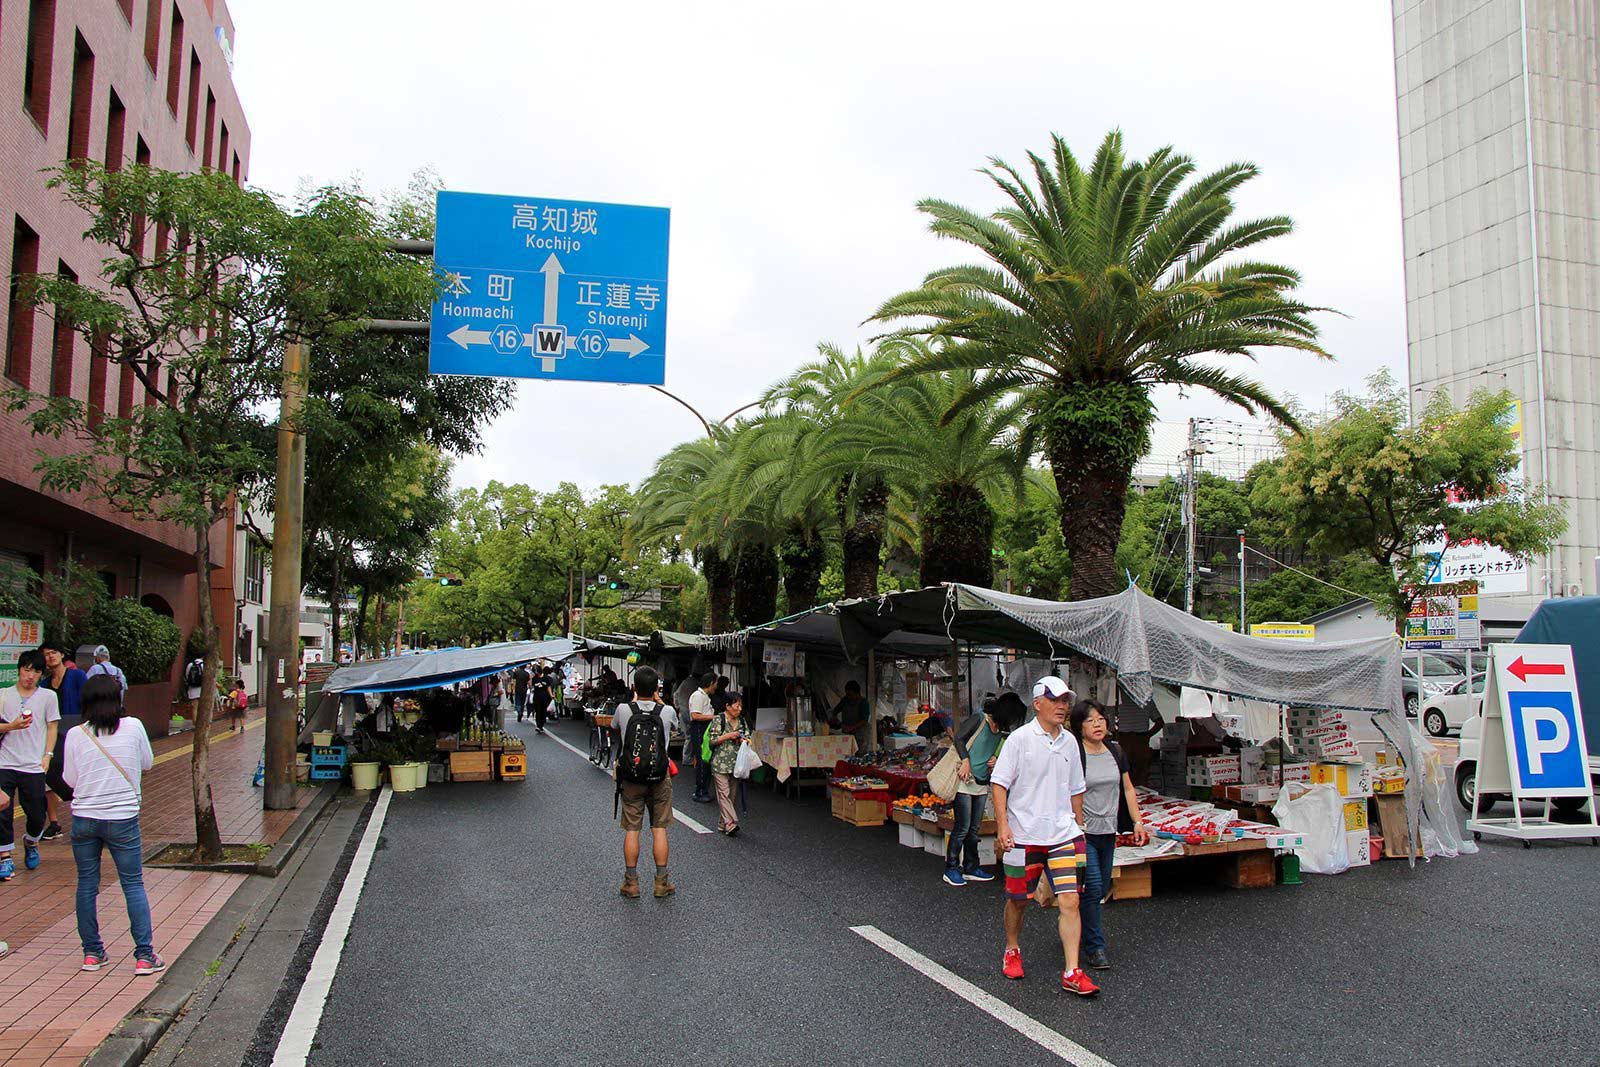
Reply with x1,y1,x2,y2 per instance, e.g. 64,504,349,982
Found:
829,681,871,748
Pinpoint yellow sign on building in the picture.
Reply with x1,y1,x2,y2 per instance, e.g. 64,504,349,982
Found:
1250,622,1316,641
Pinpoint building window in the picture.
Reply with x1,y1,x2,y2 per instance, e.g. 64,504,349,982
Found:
24,0,58,133
165,5,183,115
202,89,216,168
116,0,134,22
50,262,77,398
155,220,170,261
66,33,95,164
218,123,230,176
105,90,126,171
231,152,241,184
144,356,158,407
131,136,151,255
118,348,136,417
88,329,109,427
244,537,266,604
143,0,162,73
6,219,41,387
184,50,201,150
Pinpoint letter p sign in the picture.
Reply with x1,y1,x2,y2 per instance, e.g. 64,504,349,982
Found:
1507,691,1585,792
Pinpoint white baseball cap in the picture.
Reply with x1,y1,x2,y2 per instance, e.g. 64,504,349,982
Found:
1032,676,1074,701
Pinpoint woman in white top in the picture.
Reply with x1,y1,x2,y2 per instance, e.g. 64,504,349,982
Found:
63,676,163,976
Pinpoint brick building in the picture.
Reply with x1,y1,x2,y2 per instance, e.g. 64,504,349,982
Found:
1,0,250,734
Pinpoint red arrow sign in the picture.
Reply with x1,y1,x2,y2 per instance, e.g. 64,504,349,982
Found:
1508,656,1566,683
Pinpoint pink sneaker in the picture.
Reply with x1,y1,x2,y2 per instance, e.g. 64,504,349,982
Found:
134,955,166,977
81,953,108,972
1002,947,1024,980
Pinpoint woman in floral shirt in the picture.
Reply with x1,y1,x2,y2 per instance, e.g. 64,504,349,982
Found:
706,691,751,836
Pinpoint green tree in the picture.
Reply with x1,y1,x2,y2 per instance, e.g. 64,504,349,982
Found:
1242,557,1390,628
635,434,738,630
1115,471,1252,612
993,471,1071,598
871,130,1327,600
1250,372,1566,623
85,598,183,684
6,163,416,861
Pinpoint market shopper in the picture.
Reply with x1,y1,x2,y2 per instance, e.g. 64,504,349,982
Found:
687,672,716,803
944,692,1028,887
529,664,554,734
65,675,162,975
613,667,678,899
990,676,1098,997
705,691,751,835
84,645,128,696
512,664,531,722
1069,698,1149,971
41,642,87,840
0,650,61,880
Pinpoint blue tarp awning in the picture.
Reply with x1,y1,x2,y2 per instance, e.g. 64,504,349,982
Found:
322,638,579,694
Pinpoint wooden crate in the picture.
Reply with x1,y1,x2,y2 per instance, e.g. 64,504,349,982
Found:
450,750,493,782
830,785,888,827
436,739,459,752
889,808,914,826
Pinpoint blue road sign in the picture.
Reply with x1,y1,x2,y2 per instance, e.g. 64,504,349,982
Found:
429,191,670,385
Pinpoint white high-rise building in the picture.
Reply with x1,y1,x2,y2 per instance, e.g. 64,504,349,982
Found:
1392,0,1599,619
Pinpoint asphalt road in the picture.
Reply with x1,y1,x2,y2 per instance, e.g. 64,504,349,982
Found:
286,715,1600,1067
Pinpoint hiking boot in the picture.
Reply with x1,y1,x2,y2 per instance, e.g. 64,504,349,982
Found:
653,873,676,898
620,878,641,899
1061,968,1100,996
23,844,40,870
1002,947,1024,980
1085,950,1111,970
41,822,63,841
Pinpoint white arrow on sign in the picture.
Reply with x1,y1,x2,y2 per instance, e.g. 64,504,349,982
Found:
608,334,649,358
448,324,492,349
540,253,563,324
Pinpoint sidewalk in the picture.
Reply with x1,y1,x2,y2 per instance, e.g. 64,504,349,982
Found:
1,711,318,1066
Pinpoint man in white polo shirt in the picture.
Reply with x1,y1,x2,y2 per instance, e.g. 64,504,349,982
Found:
989,675,1099,997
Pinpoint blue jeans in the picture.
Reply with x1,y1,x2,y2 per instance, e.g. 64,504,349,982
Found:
945,791,987,872
1080,832,1117,954
71,816,154,961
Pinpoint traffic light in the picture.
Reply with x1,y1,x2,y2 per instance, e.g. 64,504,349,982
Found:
439,575,463,587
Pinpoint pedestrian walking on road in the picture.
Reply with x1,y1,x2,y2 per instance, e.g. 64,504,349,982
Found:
0,649,61,880
40,642,87,841
943,692,1027,887
65,675,162,975
84,645,128,697
512,664,531,722
613,667,678,899
530,663,554,734
228,679,248,733
990,676,1099,997
687,673,716,803
706,691,751,835
1069,698,1149,972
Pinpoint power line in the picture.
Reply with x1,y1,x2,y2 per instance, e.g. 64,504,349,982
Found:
1242,544,1373,604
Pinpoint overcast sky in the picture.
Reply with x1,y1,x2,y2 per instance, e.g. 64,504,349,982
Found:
229,0,1406,493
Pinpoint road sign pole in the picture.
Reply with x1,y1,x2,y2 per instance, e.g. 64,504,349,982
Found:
264,342,307,811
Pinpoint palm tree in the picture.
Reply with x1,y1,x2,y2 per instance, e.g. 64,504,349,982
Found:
871,130,1327,599
800,346,1028,587
633,434,736,631
726,410,834,613
761,344,898,598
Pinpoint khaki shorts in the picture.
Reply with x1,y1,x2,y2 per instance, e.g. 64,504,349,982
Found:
618,777,673,831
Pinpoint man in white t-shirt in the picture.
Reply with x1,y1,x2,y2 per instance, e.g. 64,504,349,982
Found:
686,672,716,803
0,649,62,880
989,676,1099,997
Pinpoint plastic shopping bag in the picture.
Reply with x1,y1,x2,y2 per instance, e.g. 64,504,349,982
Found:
733,740,762,779
1270,782,1350,875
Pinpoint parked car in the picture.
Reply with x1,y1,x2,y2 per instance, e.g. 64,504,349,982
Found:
1419,671,1486,737
1401,653,1468,718
1453,597,1600,816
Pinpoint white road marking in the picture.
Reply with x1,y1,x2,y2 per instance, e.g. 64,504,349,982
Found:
272,786,394,1067
543,729,712,835
849,925,1118,1067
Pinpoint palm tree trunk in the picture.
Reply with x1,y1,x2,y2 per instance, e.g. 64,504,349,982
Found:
703,546,734,632
733,541,780,627
839,476,886,599
1043,384,1152,600
780,526,826,613
920,482,995,588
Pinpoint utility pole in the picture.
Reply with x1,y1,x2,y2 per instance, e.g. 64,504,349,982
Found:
264,342,307,811
1238,530,1247,633
393,593,405,655
1183,418,1200,614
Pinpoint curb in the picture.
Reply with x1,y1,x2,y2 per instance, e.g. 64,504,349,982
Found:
84,784,343,1067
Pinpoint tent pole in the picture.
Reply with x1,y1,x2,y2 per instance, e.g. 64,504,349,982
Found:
949,641,961,725
867,648,878,753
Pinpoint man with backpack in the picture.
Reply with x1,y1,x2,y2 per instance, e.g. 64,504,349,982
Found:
612,667,678,899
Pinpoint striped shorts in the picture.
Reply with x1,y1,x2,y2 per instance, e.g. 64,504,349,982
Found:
1003,838,1087,901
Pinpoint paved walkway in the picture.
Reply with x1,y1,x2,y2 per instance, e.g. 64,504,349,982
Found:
1,710,317,1066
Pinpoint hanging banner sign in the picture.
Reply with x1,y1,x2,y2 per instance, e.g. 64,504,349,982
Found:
761,640,796,676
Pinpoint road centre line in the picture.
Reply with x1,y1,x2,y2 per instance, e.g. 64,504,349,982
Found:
542,728,713,835
849,924,1117,1067
271,786,394,1067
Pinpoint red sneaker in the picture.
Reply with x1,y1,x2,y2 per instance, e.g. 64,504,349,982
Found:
1061,968,1100,996
1002,947,1024,980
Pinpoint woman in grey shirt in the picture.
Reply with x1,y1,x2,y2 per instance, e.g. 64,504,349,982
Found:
1069,699,1148,971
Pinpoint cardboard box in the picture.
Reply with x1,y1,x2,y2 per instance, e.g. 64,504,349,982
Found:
1346,829,1372,867
1343,800,1369,832
921,830,946,855
1313,762,1374,798
1286,708,1350,730
1186,754,1241,785
1258,762,1312,784
897,822,921,848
